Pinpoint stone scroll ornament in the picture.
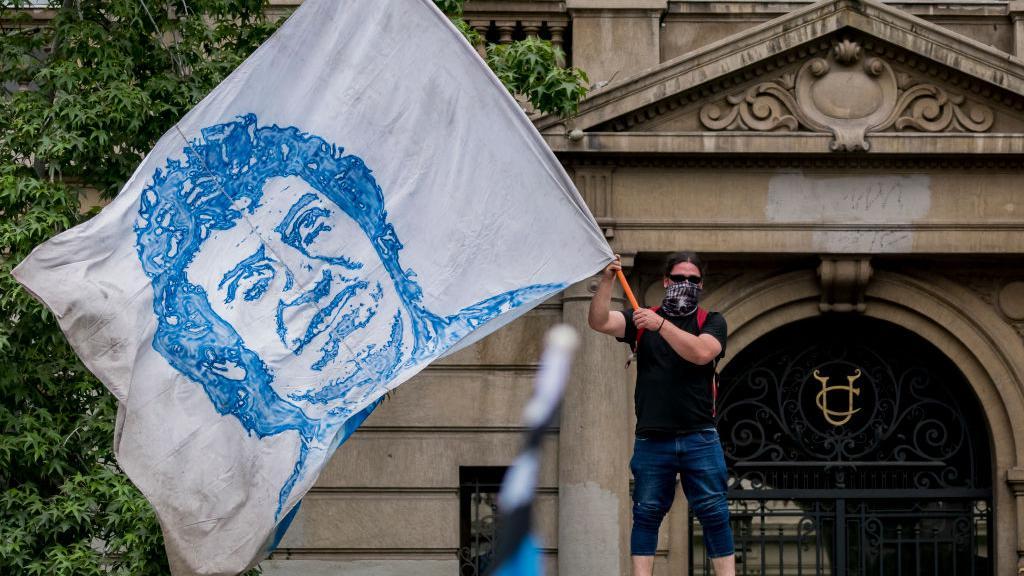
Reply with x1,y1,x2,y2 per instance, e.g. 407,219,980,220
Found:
10,0,614,574
700,39,994,151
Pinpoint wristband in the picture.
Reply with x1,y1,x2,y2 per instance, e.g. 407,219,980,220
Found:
655,317,666,332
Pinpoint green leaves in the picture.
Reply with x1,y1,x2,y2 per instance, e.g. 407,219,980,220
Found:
431,0,589,117
1,1,275,573
486,37,589,117
433,0,465,17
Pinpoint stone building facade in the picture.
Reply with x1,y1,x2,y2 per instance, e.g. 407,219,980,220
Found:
263,1,1024,575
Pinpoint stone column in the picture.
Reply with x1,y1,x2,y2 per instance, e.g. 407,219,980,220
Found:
1008,468,1024,573
1012,0,1024,59
559,276,632,576
549,25,567,67
496,21,516,44
469,21,490,59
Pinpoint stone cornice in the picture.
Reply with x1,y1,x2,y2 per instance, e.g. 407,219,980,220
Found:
466,0,566,13
667,0,1011,20
567,8,665,17
560,153,1024,169
464,0,568,21
599,223,1024,254
1008,467,1024,490
536,0,1024,133
608,221,1024,231
546,131,1024,154
566,0,666,9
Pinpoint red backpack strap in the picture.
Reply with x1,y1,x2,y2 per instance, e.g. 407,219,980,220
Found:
697,307,721,418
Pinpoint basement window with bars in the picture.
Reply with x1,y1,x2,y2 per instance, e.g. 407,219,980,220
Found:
458,466,507,576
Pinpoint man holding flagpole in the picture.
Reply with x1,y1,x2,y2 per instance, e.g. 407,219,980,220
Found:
589,253,736,576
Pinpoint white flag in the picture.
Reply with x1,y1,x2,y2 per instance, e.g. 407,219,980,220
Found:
11,1,611,573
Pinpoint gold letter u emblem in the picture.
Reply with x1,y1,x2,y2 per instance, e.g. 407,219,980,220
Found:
814,369,862,426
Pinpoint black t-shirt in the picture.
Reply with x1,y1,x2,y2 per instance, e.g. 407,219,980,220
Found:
617,308,727,436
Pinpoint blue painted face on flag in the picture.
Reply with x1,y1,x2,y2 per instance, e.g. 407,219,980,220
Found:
134,115,562,519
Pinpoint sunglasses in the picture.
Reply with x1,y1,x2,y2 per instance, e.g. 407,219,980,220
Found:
668,274,702,284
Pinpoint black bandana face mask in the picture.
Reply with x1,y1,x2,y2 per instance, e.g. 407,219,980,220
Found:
661,280,702,317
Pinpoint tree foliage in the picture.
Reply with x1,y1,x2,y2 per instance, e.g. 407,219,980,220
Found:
1,0,276,573
487,37,588,118
436,0,589,117
1,0,587,573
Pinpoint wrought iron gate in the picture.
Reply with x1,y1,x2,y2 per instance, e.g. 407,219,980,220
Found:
459,467,504,576
690,316,993,576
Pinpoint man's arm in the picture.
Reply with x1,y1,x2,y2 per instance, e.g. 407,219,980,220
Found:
588,257,627,338
633,308,721,365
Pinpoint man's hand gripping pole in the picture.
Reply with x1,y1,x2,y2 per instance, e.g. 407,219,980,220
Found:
615,268,641,368
615,269,640,310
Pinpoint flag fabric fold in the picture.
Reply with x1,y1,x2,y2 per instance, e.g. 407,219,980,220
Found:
11,0,611,573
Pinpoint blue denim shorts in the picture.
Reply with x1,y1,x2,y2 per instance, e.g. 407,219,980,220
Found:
629,428,734,558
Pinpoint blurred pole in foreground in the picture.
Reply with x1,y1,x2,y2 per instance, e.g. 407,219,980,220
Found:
487,325,580,576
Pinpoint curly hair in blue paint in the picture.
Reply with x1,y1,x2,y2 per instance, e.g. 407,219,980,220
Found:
135,115,401,516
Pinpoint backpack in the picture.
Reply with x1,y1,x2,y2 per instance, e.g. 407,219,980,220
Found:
628,306,721,417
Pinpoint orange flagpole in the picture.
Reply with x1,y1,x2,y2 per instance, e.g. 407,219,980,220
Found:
615,269,640,310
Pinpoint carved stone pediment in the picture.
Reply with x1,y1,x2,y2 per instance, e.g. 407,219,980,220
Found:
537,0,1024,155
696,38,1000,151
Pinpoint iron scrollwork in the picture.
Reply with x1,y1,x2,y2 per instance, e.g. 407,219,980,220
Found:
691,317,993,576
459,470,503,576
718,317,988,492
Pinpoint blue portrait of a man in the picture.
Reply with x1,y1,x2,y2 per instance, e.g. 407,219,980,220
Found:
134,115,560,519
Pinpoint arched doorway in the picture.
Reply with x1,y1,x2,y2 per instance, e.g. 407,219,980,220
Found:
690,315,993,575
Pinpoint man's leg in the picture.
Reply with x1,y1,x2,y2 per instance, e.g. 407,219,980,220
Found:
629,436,678,576
632,555,655,576
679,429,735,576
711,554,736,576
